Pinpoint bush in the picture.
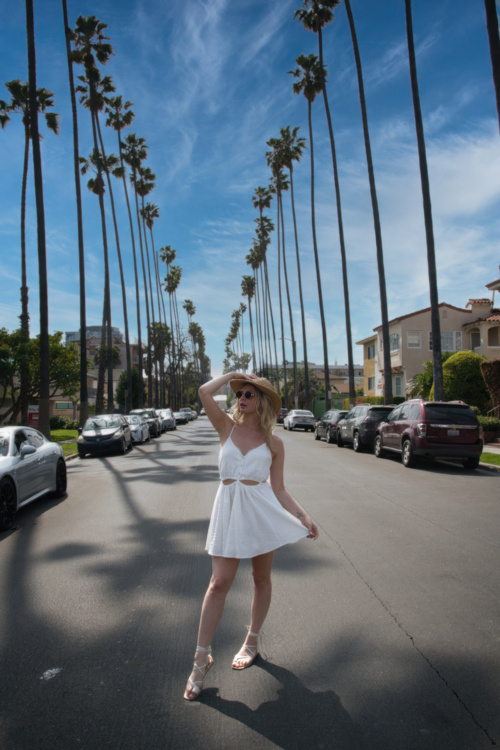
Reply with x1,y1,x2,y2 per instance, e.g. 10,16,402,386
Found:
478,416,500,432
480,358,500,408
430,351,491,413
50,416,79,430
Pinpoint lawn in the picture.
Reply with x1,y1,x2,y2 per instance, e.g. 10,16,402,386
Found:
480,452,500,466
51,429,78,458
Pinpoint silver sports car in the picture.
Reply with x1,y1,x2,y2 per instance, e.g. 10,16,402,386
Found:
0,426,67,531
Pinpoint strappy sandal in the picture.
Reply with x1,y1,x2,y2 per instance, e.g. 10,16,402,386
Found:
232,629,260,670
183,645,213,701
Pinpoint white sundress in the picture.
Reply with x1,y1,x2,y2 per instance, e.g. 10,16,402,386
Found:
205,427,309,559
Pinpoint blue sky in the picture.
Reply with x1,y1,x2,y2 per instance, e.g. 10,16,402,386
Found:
1,0,499,377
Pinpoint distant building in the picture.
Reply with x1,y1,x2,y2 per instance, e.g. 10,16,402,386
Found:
356,267,500,397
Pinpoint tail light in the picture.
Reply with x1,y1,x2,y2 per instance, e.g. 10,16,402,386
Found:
416,422,426,437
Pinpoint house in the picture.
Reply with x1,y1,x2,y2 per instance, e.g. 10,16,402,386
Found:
356,268,500,397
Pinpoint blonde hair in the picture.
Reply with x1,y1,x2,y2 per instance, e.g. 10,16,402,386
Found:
230,386,277,447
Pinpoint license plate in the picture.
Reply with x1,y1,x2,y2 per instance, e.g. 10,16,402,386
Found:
447,429,459,436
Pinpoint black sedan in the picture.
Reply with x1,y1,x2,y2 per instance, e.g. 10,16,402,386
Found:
77,415,133,458
315,409,348,443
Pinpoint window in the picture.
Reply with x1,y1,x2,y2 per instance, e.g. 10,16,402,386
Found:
400,404,411,419
488,326,500,347
368,376,375,390
410,404,421,419
394,376,402,396
407,331,421,348
428,331,462,352
367,344,375,359
390,333,400,352
56,402,72,410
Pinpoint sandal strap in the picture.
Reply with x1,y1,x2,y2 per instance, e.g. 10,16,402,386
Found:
195,645,212,653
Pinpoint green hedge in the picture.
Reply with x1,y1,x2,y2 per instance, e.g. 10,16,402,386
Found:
478,416,500,431
50,416,79,430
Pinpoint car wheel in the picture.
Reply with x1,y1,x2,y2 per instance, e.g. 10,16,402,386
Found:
54,458,67,497
374,435,385,458
337,431,344,447
0,477,17,531
402,439,417,467
120,438,127,454
353,432,363,452
315,427,321,441
326,428,334,444
463,457,480,470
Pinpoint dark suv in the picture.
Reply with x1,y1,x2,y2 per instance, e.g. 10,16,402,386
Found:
315,409,348,443
374,400,483,469
129,408,161,438
337,404,395,451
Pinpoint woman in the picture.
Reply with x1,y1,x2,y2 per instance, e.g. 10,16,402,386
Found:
184,371,318,701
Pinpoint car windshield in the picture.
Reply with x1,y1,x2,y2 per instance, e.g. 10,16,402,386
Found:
424,405,477,423
84,417,121,430
0,434,10,457
126,416,141,424
293,411,314,417
140,410,154,418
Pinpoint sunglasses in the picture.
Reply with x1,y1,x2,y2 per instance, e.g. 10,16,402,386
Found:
236,390,257,400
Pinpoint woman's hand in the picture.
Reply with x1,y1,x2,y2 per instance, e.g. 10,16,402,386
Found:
299,513,319,540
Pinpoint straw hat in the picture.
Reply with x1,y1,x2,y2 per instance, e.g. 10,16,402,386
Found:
229,376,282,414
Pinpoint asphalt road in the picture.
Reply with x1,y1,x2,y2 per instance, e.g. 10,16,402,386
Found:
0,417,499,750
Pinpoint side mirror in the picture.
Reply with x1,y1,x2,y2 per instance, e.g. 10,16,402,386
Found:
20,444,36,459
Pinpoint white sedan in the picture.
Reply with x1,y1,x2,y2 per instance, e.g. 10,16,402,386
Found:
0,426,67,531
283,410,316,432
125,414,150,443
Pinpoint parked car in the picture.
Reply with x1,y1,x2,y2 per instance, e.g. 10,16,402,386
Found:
174,410,189,425
337,404,395,451
283,410,316,432
158,408,176,431
78,414,133,457
315,409,348,443
0,426,67,531
374,399,483,469
277,408,288,425
190,409,198,420
125,414,150,443
179,407,195,421
128,408,161,438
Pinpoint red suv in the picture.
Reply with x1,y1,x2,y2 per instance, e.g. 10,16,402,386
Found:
374,400,483,470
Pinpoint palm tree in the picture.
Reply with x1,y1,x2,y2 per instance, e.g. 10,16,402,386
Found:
160,245,177,404
335,0,393,404
484,0,500,131
0,80,59,424
26,0,50,437
135,166,156,405
289,53,332,409
62,0,88,424
80,148,113,413
140,200,160,405
267,126,310,406
71,15,115,409
293,10,356,406
241,275,257,370
405,0,443,399
105,94,136,411
121,132,148,407
165,265,183,406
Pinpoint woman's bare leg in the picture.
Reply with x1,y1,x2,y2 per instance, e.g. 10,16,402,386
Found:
232,550,274,668
184,555,239,699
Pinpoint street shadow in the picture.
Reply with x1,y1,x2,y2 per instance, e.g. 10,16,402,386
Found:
200,659,361,749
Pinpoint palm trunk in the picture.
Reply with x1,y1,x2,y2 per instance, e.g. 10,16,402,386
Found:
142,219,158,407
405,0,443,400
280,190,297,408
276,190,288,407
123,163,143,408
19,121,30,425
307,97,331,412
62,0,88,424
134,192,153,406
344,0,392,404
318,27,351,408
289,165,309,407
26,0,50,438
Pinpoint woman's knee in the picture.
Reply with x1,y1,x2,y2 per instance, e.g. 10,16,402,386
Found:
252,569,272,590
208,574,233,597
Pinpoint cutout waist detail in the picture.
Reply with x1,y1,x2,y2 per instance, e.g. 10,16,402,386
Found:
222,478,266,486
